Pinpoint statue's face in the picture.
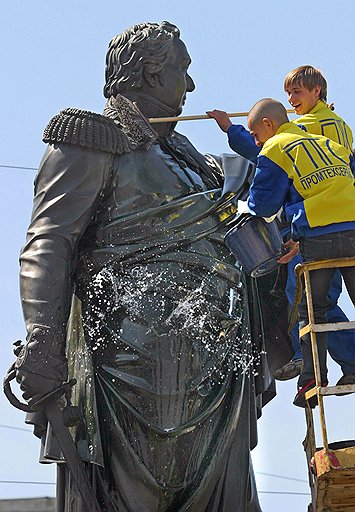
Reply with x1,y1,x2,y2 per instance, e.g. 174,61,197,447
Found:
147,38,195,114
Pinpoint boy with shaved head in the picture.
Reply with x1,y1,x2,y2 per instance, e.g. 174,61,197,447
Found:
245,98,355,407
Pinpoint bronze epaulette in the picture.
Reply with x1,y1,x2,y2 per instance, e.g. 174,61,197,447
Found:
42,108,133,155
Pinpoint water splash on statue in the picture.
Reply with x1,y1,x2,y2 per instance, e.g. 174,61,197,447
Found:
81,265,261,382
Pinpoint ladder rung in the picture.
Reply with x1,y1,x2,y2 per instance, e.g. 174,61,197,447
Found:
319,384,355,396
304,384,355,400
296,257,355,274
300,321,355,337
305,387,317,400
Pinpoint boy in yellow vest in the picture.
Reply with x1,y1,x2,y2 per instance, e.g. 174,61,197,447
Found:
284,65,352,150
244,98,355,408
207,65,355,386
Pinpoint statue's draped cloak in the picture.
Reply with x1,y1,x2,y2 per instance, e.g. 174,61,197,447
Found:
21,105,292,511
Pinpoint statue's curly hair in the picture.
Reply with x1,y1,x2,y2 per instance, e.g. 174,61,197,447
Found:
103,21,180,99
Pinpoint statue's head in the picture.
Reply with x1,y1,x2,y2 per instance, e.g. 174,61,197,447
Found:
103,21,195,115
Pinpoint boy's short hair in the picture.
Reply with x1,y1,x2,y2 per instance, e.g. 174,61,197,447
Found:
284,65,327,102
248,98,288,126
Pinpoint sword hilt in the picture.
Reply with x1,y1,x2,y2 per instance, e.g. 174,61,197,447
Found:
34,379,82,426
3,361,78,418
3,363,30,411
4,348,101,510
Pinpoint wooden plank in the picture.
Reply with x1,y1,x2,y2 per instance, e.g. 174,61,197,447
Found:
148,108,298,123
317,471,355,511
305,387,317,400
305,384,355,402
300,324,312,337
313,321,355,333
296,257,355,275
300,321,355,338
319,384,355,396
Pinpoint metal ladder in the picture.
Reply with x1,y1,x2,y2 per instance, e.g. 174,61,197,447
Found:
293,257,355,512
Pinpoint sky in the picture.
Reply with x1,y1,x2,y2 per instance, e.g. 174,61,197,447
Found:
1,1,355,511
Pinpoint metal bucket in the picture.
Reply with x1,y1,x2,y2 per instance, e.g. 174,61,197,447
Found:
224,214,284,278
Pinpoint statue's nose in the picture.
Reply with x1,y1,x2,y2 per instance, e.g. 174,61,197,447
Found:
187,74,195,92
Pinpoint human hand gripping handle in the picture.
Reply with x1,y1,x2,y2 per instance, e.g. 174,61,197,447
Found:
277,239,300,264
237,200,278,224
206,110,233,132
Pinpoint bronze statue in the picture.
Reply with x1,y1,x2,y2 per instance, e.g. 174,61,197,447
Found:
13,21,292,511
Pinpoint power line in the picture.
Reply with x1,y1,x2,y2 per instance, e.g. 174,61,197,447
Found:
0,480,55,485
0,480,309,495
0,164,37,171
255,471,308,484
0,461,309,491
0,425,310,485
0,423,31,432
259,491,310,496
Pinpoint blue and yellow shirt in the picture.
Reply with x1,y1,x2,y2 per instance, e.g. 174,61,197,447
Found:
227,101,353,163
247,123,355,239
297,101,353,150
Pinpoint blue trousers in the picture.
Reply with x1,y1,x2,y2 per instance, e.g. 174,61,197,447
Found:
286,249,355,377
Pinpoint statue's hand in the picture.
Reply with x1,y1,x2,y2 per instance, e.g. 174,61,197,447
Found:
206,110,232,132
277,239,300,264
14,325,68,407
16,368,63,407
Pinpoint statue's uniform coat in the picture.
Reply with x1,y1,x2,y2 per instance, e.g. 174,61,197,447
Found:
20,106,291,511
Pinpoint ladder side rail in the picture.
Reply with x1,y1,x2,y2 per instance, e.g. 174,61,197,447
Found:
303,269,329,450
303,408,317,512
290,257,355,512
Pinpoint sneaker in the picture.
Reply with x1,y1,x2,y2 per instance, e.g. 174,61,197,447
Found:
335,374,355,396
274,359,303,381
293,378,328,409
336,374,355,386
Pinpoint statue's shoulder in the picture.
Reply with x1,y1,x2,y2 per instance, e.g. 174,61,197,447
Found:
42,108,133,155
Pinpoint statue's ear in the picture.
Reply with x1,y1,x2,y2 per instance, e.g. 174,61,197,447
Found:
144,70,164,88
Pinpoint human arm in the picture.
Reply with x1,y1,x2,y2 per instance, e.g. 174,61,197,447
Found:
247,155,291,218
227,124,260,163
207,109,260,164
16,144,112,404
